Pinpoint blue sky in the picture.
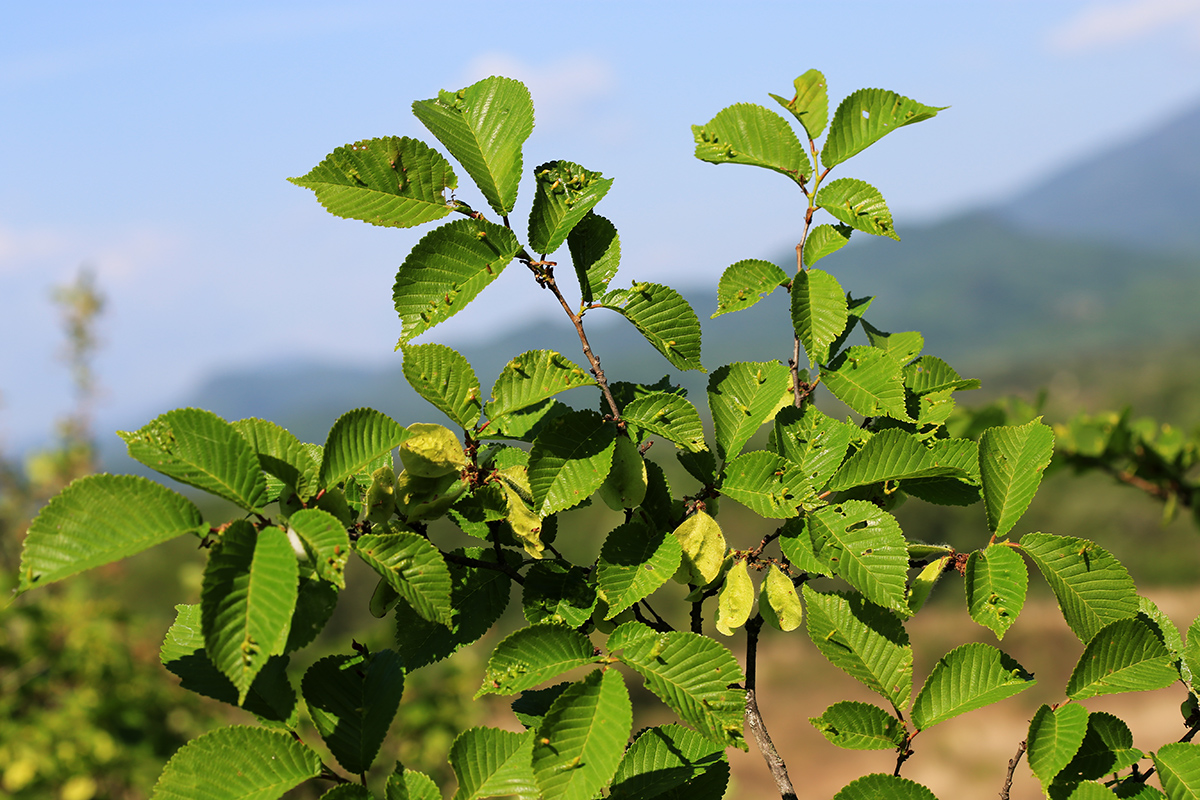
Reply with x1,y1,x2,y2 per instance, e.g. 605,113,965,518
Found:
3,0,1200,450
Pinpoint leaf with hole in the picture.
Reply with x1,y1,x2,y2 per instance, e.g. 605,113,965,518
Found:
821,88,945,168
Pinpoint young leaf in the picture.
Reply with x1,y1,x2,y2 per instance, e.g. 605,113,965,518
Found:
596,283,704,372
1059,712,1143,783
707,360,792,461
608,621,746,748
233,417,320,502
805,500,909,612
532,670,632,800
1020,533,1139,643
713,259,789,318
1026,703,1090,789
201,522,298,704
907,557,950,615
119,407,268,511
288,508,351,589
792,268,849,365
804,586,913,709
487,350,596,421
319,407,409,488
910,642,1035,730
828,428,973,492
815,177,899,240
760,564,803,631
979,419,1055,536
714,560,755,636
1152,743,1200,800
528,160,614,255
1066,617,1179,699
301,650,405,775
692,103,812,184
597,520,683,617
522,562,598,627
288,136,456,228
478,623,600,696
568,212,621,303
965,544,1028,640
810,701,906,750
609,724,729,800
772,404,854,491
411,76,534,216
151,725,322,800
355,532,452,626
621,391,708,453
17,474,203,593
526,409,616,515
401,343,483,429
769,68,829,139
820,346,911,422
393,217,521,345
802,223,853,268
672,510,727,586
448,727,538,800
831,773,938,800
821,88,945,168
720,450,813,519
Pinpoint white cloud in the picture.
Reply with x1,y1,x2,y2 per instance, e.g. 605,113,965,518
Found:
0,223,182,282
459,52,618,130
1048,0,1200,53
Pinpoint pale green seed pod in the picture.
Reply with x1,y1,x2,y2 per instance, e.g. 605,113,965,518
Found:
715,560,754,636
906,555,951,615
503,482,545,559
759,565,802,631
365,464,398,524
399,422,468,478
368,575,399,618
397,470,468,521
671,510,727,586
598,435,648,510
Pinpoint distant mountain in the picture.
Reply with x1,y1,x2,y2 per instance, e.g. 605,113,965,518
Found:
991,100,1200,253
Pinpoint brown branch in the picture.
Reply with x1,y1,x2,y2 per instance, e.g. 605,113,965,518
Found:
744,615,798,800
999,739,1027,800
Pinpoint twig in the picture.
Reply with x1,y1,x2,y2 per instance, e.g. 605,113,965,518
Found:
999,739,1027,800
744,615,798,800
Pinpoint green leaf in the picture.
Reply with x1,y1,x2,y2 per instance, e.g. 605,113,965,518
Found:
488,350,597,421
201,522,298,703
528,160,614,255
707,361,792,461
285,577,340,654
512,683,572,730
863,322,924,367
821,346,911,422
1027,703,1090,789
622,391,707,453
979,419,1055,536
713,259,789,318
522,562,598,627
1152,743,1200,800
1051,783,1123,800
910,642,1034,730
815,177,899,240
17,474,203,592
449,727,538,800
672,510,727,586
319,407,409,488
233,417,320,502
810,701,906,750
411,76,534,216
482,398,570,443
1187,617,1200,691
394,547,514,670
288,136,456,228
319,785,371,800
302,649,405,775
1020,533,1139,643
965,544,1028,640
568,212,621,303
609,621,746,748
692,102,811,184
904,356,981,395
532,670,632,800
479,623,600,696
597,520,683,617
1067,617,1179,699
821,88,945,168
609,724,728,800
527,409,616,515
355,532,453,626
1114,783,1165,800
792,268,849,365
720,450,813,519
828,429,973,492
1060,712,1143,783
160,604,297,726
770,69,829,139
831,773,938,800
393,217,522,345
805,500,909,612
401,343,483,429
150,725,322,800
771,404,854,491
597,283,704,373
388,768,443,800
803,223,853,268
288,508,350,589
803,587,912,709
119,408,268,511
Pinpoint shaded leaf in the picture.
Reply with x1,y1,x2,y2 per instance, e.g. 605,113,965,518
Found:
597,521,683,617
302,650,405,775
233,417,320,502
522,562,598,627
527,409,616,515
449,727,538,800
528,160,614,255
707,361,792,461
1067,617,1179,699
792,268,849,365
720,450,813,519
810,701,906,750
1059,712,1143,784
821,346,911,422
478,623,599,696
804,587,912,708
568,212,621,303
150,726,322,800
609,724,728,800
488,350,596,421
401,343,483,429
597,283,704,372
